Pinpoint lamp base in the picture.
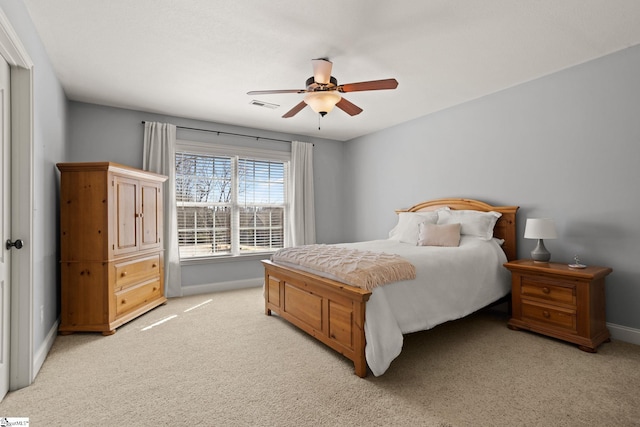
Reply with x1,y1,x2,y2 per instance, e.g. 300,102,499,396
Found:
531,239,551,263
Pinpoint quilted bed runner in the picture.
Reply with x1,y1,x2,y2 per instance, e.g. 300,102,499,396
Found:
271,244,416,290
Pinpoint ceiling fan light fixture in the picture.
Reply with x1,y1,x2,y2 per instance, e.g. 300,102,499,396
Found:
304,91,342,116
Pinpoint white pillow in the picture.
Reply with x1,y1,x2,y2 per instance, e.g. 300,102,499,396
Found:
436,210,502,240
388,211,439,244
418,222,461,247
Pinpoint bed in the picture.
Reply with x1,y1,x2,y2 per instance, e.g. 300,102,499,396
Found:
262,198,518,377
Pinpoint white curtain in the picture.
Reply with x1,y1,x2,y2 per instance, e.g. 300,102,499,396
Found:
143,122,182,297
288,141,316,246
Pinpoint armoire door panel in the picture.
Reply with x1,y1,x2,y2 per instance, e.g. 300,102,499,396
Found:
140,182,162,250
114,176,139,255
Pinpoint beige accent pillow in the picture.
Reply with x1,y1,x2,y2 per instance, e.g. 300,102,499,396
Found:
417,222,461,247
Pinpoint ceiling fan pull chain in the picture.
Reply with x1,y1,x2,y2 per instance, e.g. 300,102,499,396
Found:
318,113,321,130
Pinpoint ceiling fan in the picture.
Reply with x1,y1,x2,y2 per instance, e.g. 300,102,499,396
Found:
247,58,398,118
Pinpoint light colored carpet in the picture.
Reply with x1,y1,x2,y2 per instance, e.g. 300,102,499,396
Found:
1,286,639,426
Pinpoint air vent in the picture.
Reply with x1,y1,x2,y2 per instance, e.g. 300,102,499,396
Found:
250,99,279,109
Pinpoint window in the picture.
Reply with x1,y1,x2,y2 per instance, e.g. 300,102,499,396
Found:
175,141,289,259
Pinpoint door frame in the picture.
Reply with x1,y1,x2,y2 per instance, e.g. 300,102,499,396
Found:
0,10,35,390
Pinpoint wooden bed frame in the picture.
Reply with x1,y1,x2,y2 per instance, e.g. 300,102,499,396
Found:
262,198,519,377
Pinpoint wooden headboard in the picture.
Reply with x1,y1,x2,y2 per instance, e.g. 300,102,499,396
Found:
397,198,519,261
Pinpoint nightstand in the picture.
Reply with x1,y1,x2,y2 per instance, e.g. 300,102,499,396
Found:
504,259,612,352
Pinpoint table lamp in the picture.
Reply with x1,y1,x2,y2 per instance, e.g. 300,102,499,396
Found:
524,218,557,263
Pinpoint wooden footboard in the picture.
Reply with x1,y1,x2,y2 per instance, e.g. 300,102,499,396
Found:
262,259,372,377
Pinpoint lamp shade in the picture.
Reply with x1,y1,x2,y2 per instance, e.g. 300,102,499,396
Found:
304,91,341,115
524,218,557,239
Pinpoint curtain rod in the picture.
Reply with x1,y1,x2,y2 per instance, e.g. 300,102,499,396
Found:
141,121,292,144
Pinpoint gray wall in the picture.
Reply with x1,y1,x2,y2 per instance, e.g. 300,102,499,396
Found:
68,102,347,289
344,45,640,329
1,0,68,354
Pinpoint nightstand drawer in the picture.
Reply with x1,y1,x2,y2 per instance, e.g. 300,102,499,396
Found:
521,300,576,333
521,278,575,306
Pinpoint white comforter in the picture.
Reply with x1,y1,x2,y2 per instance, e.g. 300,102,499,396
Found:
333,236,510,376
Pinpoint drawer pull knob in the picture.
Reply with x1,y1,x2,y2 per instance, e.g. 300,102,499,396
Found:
121,271,127,277
121,299,127,305
152,264,157,268
543,310,550,318
542,287,550,294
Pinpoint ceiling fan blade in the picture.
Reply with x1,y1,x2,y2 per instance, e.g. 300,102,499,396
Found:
282,100,308,118
335,98,363,116
338,78,398,93
312,58,333,85
247,89,306,95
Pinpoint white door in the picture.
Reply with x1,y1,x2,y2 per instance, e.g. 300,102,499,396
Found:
0,55,11,400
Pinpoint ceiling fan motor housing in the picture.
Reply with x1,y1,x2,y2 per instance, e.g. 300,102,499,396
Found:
306,76,338,91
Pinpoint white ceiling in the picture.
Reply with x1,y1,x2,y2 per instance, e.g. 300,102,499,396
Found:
22,0,640,141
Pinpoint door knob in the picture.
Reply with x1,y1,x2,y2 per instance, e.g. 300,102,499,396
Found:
6,239,24,250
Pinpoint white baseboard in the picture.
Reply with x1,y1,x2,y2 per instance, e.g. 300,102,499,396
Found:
33,319,59,381
181,277,263,296
608,322,640,346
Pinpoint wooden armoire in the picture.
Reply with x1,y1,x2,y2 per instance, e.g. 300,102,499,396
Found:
57,162,168,335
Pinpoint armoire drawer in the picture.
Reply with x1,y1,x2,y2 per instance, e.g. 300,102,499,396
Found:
114,254,161,290
115,278,162,316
